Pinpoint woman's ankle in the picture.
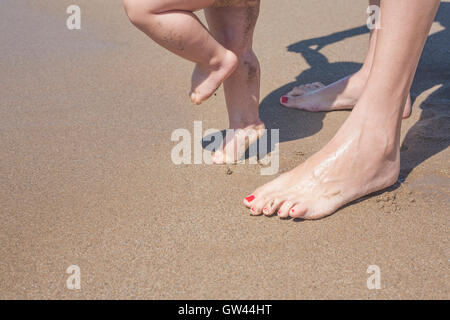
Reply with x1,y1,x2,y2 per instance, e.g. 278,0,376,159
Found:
349,66,371,88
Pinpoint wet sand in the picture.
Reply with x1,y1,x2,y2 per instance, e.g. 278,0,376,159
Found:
0,0,449,299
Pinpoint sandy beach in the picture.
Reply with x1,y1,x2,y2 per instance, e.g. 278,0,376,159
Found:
0,0,449,299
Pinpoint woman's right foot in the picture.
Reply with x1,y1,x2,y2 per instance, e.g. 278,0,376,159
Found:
190,50,238,105
280,71,412,119
243,94,402,220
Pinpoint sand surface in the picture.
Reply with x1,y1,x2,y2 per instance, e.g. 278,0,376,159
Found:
1,0,449,299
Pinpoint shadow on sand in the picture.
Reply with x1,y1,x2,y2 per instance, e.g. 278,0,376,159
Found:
203,4,449,179
399,3,450,180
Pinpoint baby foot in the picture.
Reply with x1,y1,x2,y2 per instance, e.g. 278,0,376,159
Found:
190,50,238,105
212,122,266,164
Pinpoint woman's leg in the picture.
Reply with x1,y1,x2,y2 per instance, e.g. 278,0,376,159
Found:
122,0,238,104
244,0,439,219
204,0,265,164
280,0,412,118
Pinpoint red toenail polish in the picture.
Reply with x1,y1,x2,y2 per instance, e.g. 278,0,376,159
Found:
277,211,281,215
291,209,295,213
245,195,255,202
251,208,255,212
281,96,288,103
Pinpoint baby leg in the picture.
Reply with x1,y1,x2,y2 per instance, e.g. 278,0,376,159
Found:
205,0,265,164
122,0,238,104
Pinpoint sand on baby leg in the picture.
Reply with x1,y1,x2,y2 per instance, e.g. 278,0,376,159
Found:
205,0,265,164
123,0,238,105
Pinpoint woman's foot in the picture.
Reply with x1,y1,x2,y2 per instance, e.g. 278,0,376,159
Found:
243,98,401,219
212,121,265,164
190,50,238,105
280,71,412,119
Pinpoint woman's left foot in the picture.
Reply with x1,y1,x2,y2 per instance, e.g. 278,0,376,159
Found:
243,103,401,219
280,77,412,119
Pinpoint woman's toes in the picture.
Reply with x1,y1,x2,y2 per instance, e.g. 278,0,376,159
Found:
307,83,321,90
280,95,293,106
281,96,303,108
289,204,308,218
281,82,326,106
312,82,325,89
284,83,324,102
280,95,289,104
262,205,272,215
277,201,294,218
289,85,308,96
281,85,310,104
250,200,266,216
264,197,283,216
243,194,256,207
250,206,260,215
249,197,267,215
